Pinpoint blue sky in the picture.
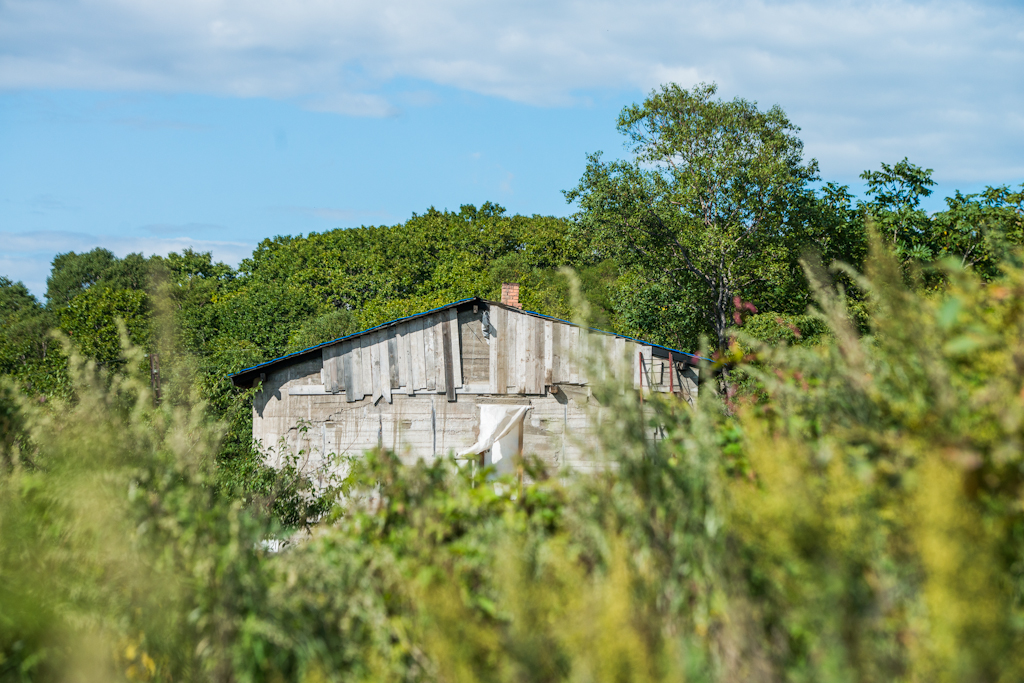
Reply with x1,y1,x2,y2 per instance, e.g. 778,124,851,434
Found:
2,0,1022,298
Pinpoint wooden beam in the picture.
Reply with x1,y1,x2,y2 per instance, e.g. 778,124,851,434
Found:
387,334,400,390
447,308,462,388
380,335,393,404
344,345,356,403
543,320,554,386
568,325,580,385
491,306,506,394
365,338,375,399
322,347,338,394
370,333,383,404
424,315,437,392
410,317,426,390
441,317,456,402
400,328,414,395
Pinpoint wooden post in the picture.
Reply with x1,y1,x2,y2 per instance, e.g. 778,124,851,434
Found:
149,352,162,406
668,351,674,395
638,351,644,404
639,351,655,401
441,320,456,402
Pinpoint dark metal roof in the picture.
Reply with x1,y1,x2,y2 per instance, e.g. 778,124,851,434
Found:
229,296,707,387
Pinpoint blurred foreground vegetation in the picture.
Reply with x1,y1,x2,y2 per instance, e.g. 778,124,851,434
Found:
3,236,1024,682
3,82,1024,681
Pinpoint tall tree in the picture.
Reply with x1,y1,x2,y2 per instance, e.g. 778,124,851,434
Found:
930,184,1024,279
566,82,820,352
0,278,64,395
45,248,118,307
860,157,936,261
860,160,1024,281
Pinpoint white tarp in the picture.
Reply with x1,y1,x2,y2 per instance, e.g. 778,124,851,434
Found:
457,404,530,474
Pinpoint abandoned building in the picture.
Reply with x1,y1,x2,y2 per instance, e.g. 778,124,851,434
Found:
230,284,702,477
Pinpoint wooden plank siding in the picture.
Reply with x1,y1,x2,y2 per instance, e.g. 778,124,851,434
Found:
489,306,504,394
423,315,437,392
360,336,372,399
323,344,344,394
493,306,508,394
410,317,426,391
387,335,400,390
369,332,383,405
550,321,563,384
343,343,356,403
447,309,462,388
458,308,490,386
441,316,456,402
315,302,696,404
504,307,518,393
543,320,554,386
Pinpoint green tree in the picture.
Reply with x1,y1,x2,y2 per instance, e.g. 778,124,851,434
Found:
239,203,585,330
155,250,237,353
0,278,52,374
566,82,822,352
286,309,360,353
860,157,937,261
0,277,65,396
101,252,156,292
929,184,1024,280
45,247,118,307
860,160,1024,282
58,287,151,370
46,248,159,307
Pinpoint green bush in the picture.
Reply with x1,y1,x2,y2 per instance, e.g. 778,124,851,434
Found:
3,239,1024,682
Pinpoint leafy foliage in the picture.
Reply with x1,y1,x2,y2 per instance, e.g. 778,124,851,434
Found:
45,247,119,307
0,278,65,398
285,309,360,353
566,82,838,351
3,81,1024,683
58,286,151,371
4,239,1024,681
860,159,1024,282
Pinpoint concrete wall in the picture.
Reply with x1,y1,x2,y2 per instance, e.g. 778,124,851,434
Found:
254,357,607,477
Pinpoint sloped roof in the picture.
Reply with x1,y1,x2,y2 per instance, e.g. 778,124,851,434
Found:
229,297,706,387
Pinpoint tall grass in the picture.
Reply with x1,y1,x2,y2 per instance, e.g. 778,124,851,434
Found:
2,239,1023,682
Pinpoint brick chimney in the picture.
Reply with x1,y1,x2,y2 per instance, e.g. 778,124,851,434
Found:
500,282,521,309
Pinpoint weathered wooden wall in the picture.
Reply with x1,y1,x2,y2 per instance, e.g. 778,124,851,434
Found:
251,303,699,476
313,305,697,401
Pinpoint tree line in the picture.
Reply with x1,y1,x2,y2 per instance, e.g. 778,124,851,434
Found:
4,226,1024,682
3,83,1022,494
3,80,1024,682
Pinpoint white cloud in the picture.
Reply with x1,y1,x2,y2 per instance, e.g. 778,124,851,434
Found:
305,92,398,117
0,0,1021,182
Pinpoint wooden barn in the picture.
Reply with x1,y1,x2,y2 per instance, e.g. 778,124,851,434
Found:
229,284,701,478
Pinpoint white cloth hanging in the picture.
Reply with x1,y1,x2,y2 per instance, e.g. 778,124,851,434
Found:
457,404,530,474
